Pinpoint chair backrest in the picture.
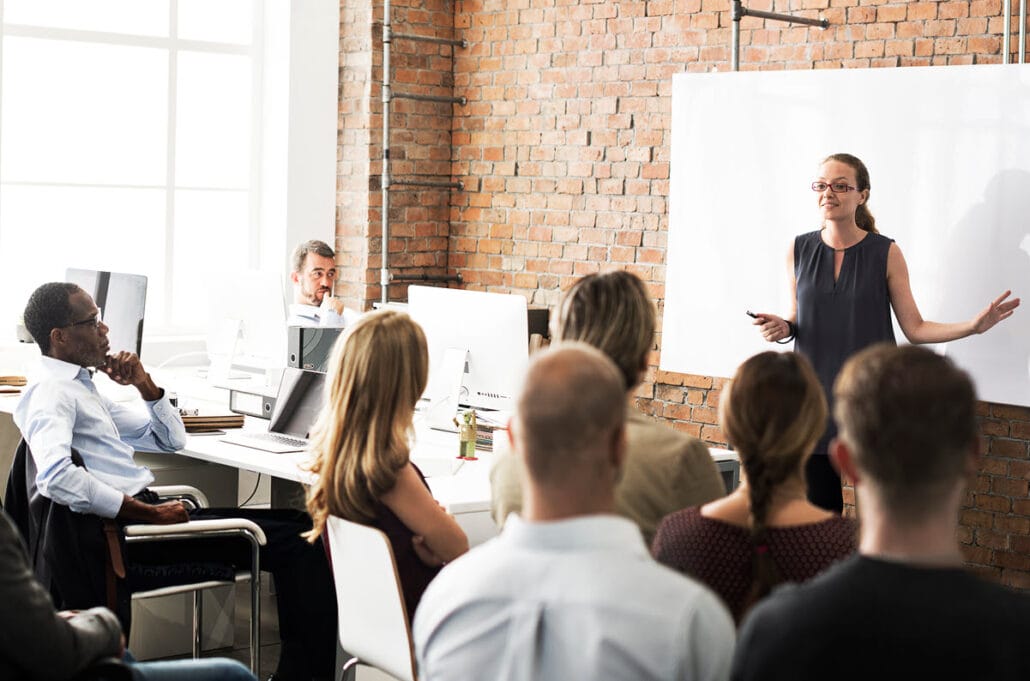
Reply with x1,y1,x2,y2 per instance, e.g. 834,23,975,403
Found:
3,439,132,628
325,515,417,681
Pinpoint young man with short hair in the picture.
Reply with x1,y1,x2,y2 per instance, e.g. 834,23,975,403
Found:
732,344,1030,681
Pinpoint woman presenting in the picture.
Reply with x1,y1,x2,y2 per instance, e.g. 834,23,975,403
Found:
753,153,1020,513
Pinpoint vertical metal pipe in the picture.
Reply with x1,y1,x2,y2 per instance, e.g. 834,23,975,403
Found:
250,557,261,673
1004,0,1012,64
192,591,202,659
732,0,741,71
1020,0,1027,63
381,0,392,305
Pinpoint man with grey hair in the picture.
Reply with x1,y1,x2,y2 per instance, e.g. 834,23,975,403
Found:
414,343,735,681
287,239,358,326
732,344,1030,680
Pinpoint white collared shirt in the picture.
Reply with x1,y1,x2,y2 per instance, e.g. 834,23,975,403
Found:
13,356,187,518
286,303,359,328
413,514,735,681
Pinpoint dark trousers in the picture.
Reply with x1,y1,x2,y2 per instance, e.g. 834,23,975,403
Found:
805,454,844,514
127,508,336,681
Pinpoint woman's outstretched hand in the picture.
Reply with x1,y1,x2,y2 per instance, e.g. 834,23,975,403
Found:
972,290,1021,335
753,313,792,342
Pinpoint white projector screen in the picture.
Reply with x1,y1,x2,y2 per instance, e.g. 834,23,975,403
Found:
662,64,1030,407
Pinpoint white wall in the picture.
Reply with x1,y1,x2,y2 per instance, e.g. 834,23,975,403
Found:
259,0,341,274
662,64,1030,407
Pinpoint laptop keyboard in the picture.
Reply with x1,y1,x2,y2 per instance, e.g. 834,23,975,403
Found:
247,432,309,448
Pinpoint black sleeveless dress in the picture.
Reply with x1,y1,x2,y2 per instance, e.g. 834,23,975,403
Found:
369,463,442,621
794,230,896,506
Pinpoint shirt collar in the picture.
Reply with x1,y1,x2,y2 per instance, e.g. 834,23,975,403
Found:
288,303,321,320
38,355,91,382
501,513,648,557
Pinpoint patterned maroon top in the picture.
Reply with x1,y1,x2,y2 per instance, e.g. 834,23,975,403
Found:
652,506,857,623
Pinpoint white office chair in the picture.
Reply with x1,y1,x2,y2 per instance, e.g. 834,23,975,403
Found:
124,485,266,673
325,515,416,681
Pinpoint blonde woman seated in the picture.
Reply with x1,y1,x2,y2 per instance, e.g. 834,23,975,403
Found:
652,351,857,624
306,310,469,617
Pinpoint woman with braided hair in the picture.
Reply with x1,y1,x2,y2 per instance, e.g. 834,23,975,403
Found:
651,351,857,623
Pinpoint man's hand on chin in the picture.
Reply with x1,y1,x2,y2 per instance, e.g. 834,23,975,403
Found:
321,294,346,316
100,352,162,401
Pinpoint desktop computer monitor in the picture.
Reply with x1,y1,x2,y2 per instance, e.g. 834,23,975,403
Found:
66,268,147,357
205,270,288,378
407,285,528,413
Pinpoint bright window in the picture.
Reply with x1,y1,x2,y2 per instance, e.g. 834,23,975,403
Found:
0,0,260,335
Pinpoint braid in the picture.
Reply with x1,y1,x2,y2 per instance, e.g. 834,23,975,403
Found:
739,450,796,620
721,351,828,619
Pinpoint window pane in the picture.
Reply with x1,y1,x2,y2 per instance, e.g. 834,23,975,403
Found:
170,189,250,327
175,51,251,188
1,37,168,184
3,0,169,37
0,185,166,334
178,0,254,45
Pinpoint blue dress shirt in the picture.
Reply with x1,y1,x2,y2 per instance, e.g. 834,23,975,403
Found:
414,514,736,681
13,356,188,519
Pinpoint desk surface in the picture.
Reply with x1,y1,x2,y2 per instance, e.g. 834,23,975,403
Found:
179,421,497,515
1,383,739,519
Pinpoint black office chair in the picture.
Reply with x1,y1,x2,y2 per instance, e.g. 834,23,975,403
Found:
4,439,265,671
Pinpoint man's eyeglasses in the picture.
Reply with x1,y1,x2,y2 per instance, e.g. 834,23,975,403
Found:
811,181,857,193
64,310,103,330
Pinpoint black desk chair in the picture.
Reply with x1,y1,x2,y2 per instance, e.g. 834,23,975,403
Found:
4,439,265,672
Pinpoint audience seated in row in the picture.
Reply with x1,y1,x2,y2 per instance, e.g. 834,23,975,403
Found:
652,351,856,623
731,345,1030,680
414,344,736,681
491,270,726,545
304,309,469,618
12,271,1030,681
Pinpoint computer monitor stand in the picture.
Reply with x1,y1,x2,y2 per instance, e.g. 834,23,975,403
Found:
425,347,467,432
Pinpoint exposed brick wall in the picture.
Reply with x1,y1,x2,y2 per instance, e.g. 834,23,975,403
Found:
965,403,1030,589
336,0,1030,586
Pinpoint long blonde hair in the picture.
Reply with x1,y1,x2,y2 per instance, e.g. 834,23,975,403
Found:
305,310,428,541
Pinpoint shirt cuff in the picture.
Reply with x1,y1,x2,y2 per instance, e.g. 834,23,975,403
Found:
144,388,168,407
146,393,179,421
93,484,126,519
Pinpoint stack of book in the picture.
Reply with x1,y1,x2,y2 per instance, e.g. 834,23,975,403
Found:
474,421,496,452
0,376,26,394
180,411,245,434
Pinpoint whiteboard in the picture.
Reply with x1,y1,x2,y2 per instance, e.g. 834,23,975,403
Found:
662,64,1030,407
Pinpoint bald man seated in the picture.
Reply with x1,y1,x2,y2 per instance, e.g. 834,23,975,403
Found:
414,344,735,681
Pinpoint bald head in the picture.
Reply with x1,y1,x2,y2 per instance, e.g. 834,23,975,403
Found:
513,344,626,499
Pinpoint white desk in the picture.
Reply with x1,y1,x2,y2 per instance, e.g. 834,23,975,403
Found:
178,418,500,545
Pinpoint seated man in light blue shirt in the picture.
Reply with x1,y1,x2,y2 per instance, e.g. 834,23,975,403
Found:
287,240,359,327
413,343,736,681
13,282,337,681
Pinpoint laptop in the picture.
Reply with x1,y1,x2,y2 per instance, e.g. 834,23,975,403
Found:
222,368,326,453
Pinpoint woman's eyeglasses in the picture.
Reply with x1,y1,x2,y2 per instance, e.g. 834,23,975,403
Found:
811,181,857,193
